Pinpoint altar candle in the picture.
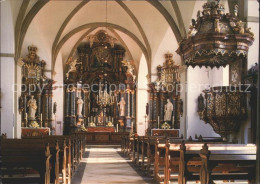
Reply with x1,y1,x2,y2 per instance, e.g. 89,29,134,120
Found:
117,123,118,132
25,113,28,127
112,117,114,122
158,116,160,129
40,113,43,127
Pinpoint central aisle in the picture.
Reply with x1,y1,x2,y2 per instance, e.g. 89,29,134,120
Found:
71,145,154,184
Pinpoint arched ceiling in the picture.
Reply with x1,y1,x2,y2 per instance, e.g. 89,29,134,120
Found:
11,0,211,77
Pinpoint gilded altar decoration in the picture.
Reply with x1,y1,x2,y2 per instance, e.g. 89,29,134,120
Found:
29,120,40,128
176,1,254,68
148,53,182,134
198,87,247,138
107,122,114,127
64,30,136,134
161,122,171,130
19,45,55,131
89,122,96,127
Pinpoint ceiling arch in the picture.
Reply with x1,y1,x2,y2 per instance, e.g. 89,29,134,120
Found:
52,1,91,64
53,22,149,74
16,0,48,60
146,0,182,42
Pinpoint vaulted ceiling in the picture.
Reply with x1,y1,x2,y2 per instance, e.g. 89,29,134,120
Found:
9,0,230,77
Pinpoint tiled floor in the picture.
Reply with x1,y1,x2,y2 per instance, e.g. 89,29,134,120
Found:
71,145,154,184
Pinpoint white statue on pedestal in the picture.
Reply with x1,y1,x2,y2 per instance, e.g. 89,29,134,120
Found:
118,97,126,116
77,96,84,116
164,99,174,122
27,95,37,120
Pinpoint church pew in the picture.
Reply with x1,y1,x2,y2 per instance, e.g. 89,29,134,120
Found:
0,140,52,184
1,138,61,184
23,134,86,183
164,141,256,184
24,136,73,184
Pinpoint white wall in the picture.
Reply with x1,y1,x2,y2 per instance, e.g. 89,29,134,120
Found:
186,67,220,139
0,0,16,138
136,54,148,136
52,52,64,135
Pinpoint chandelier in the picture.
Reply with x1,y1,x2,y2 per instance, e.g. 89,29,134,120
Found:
97,85,115,107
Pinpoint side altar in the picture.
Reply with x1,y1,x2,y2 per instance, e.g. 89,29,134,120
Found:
21,127,50,137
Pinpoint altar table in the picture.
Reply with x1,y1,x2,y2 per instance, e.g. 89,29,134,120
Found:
151,129,179,137
21,127,50,137
86,126,115,132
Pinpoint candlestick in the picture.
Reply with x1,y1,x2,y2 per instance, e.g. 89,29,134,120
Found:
40,113,43,127
25,113,28,127
158,116,160,129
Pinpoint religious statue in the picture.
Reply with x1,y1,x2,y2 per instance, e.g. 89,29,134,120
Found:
77,96,84,116
98,111,104,124
118,97,126,116
27,95,37,120
198,94,205,119
164,99,174,122
65,58,77,79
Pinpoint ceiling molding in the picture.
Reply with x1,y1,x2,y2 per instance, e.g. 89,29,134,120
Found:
146,0,182,42
53,22,150,75
116,0,151,62
15,0,30,61
0,53,15,58
16,0,49,60
52,0,91,67
170,0,186,38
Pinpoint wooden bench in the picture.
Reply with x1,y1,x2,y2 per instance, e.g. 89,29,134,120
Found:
23,136,73,184
1,139,52,184
164,141,256,184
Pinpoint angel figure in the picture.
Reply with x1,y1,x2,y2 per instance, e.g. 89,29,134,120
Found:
121,60,134,76
66,58,77,79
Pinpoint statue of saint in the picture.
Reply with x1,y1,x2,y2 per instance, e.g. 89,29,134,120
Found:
164,99,174,122
27,95,37,120
118,97,126,116
98,111,104,124
77,96,84,116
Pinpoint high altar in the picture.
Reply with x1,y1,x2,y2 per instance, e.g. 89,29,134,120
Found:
64,31,136,134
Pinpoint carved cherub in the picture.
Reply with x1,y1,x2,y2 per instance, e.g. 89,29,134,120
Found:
234,4,238,16
245,27,255,38
214,19,220,33
87,35,95,48
187,25,197,38
66,57,78,79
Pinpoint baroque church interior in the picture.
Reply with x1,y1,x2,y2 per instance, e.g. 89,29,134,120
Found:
0,0,259,183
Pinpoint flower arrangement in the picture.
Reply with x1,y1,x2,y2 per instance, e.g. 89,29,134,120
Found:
161,122,171,129
79,125,88,132
29,121,40,128
89,122,96,127
106,121,114,127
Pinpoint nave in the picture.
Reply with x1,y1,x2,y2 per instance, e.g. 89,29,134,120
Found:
71,145,154,184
